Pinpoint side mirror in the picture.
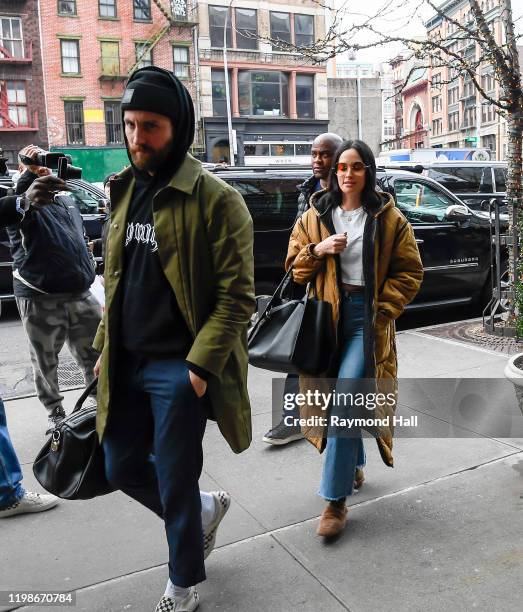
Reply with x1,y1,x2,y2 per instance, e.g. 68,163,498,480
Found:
445,204,472,220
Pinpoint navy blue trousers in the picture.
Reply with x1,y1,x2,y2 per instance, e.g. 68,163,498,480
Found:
102,352,208,587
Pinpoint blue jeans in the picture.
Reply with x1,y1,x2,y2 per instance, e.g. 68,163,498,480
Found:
0,397,25,509
102,353,208,588
319,292,366,501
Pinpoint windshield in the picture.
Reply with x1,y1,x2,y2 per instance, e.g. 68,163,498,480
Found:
427,167,493,194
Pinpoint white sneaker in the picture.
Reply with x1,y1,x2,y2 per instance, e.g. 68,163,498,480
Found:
203,490,231,559
155,587,199,612
0,491,59,518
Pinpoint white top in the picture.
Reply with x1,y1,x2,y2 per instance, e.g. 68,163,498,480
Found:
331,205,367,286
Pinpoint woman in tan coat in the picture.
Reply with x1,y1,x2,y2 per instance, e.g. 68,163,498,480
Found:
286,139,423,537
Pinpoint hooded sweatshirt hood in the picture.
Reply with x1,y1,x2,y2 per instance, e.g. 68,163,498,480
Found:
121,66,195,182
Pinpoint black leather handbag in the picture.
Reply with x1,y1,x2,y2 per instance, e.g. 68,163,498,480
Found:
248,268,335,376
33,379,114,500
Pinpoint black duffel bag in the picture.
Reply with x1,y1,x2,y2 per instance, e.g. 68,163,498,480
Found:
248,268,335,376
33,379,114,500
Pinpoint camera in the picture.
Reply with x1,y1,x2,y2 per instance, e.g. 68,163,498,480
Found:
18,150,82,180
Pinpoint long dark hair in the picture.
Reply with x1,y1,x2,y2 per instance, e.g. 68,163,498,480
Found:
326,139,381,212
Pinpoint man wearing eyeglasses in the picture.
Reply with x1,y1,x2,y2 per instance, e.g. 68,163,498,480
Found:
262,132,342,446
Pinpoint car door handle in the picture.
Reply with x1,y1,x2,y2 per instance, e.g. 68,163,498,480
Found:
415,239,424,244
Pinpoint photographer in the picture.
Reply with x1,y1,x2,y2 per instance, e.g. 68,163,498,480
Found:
6,145,101,434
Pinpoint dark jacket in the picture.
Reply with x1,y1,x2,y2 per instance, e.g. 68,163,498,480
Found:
0,196,19,227
296,174,318,219
7,171,95,295
287,190,424,465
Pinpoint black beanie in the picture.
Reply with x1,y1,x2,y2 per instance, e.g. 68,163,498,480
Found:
121,67,195,175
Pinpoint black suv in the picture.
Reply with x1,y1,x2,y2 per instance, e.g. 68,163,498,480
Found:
212,166,502,311
381,161,507,213
0,166,502,315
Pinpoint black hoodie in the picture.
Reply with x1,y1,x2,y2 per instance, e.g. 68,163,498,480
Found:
119,68,196,362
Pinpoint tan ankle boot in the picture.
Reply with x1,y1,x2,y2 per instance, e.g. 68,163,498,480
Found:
316,501,347,537
354,467,365,489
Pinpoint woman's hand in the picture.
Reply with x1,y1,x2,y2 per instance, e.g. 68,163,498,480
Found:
313,233,347,257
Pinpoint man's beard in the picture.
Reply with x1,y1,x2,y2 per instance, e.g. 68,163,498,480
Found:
129,139,173,173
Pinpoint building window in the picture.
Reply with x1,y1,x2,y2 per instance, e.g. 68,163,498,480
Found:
462,76,475,99
448,86,459,105
296,74,314,118
294,14,314,47
135,42,153,68
235,8,257,50
105,101,123,144
100,41,120,76
238,71,289,117
448,111,459,132
64,101,84,144
173,46,189,78
0,81,28,126
481,72,496,93
99,0,116,18
431,96,442,113
58,0,76,15
432,73,442,87
60,39,80,74
0,17,24,58
432,118,442,136
482,102,496,124
134,0,151,21
482,134,497,158
463,105,476,128
211,69,231,117
209,5,232,47
270,12,291,47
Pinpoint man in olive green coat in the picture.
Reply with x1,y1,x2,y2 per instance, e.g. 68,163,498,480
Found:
92,68,255,612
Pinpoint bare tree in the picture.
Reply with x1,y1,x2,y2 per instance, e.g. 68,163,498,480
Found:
255,0,523,332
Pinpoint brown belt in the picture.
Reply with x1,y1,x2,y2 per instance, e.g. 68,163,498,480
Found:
341,283,363,293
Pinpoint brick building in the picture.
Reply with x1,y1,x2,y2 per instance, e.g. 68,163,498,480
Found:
0,0,47,166
39,0,199,181
426,0,505,159
388,55,430,150
197,0,328,164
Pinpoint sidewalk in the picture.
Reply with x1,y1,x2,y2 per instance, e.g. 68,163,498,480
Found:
1,326,522,612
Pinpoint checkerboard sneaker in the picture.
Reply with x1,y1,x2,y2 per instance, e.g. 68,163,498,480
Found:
154,587,199,612
203,490,231,559
0,491,59,518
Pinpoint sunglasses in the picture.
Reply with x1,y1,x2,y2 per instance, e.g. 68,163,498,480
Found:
335,162,369,174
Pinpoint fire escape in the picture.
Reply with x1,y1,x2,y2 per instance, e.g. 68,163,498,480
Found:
124,1,203,153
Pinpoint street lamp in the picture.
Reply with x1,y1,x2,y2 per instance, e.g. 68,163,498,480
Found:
223,0,235,166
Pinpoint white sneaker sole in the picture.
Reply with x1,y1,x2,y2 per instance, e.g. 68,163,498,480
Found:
262,432,304,445
203,491,230,559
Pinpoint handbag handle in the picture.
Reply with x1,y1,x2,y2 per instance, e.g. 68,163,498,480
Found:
72,377,98,414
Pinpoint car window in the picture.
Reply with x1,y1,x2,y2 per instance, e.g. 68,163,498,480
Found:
427,167,493,193
227,178,299,230
67,186,101,215
394,180,455,223
494,168,506,192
